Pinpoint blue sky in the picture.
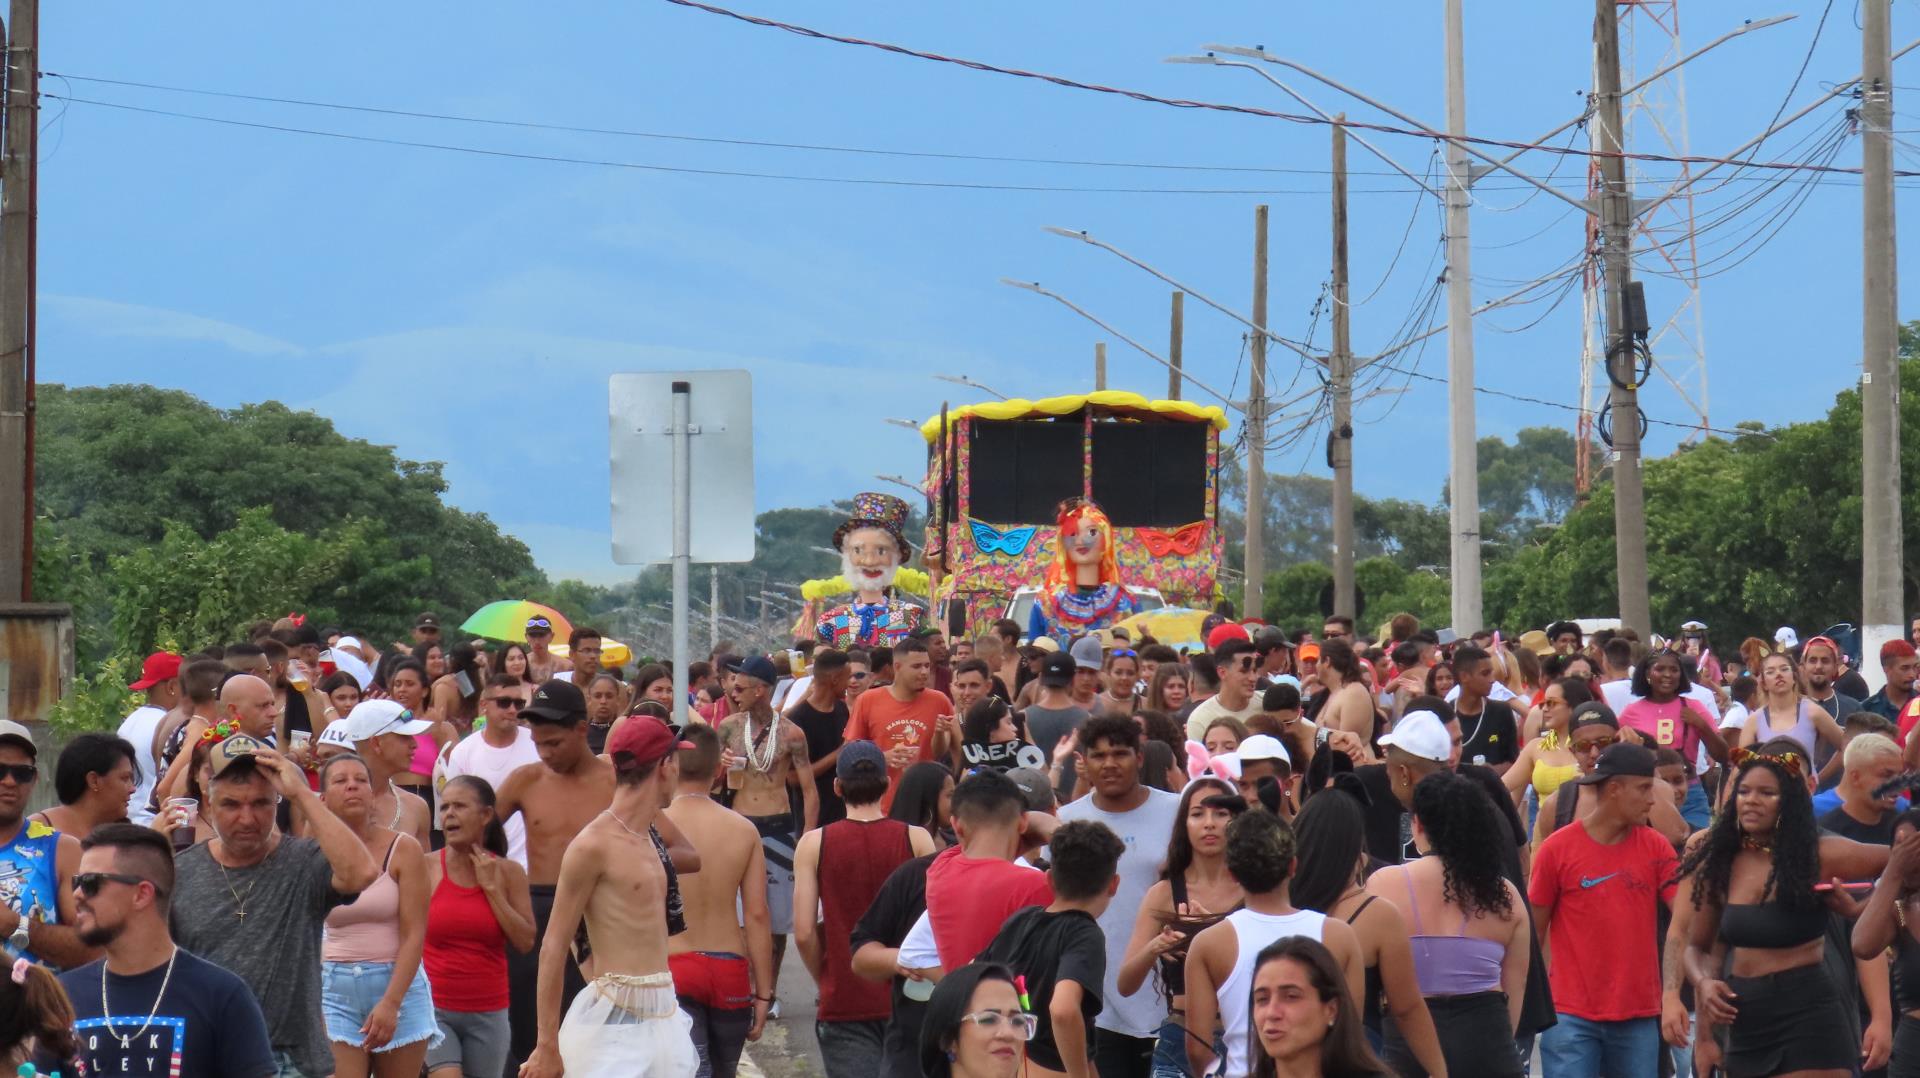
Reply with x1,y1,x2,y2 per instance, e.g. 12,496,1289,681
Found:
39,2,1919,583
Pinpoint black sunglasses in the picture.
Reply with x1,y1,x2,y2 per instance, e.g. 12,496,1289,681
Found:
73,872,151,898
491,697,525,709
0,764,36,785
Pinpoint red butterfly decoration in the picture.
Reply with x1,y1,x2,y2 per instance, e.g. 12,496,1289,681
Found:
1138,522,1208,558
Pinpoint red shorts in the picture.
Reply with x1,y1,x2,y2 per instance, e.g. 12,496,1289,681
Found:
669,950,752,1011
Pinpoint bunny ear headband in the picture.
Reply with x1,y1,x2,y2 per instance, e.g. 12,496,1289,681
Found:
1184,740,1242,787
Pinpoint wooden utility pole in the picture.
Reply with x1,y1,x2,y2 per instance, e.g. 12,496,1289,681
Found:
1244,206,1269,621
0,0,36,603
1329,116,1356,620
1094,342,1107,390
1594,0,1652,635
1862,0,1903,683
1168,292,1184,401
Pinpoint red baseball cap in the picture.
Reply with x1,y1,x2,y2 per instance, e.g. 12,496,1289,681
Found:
1206,623,1252,650
607,715,694,769
128,652,183,691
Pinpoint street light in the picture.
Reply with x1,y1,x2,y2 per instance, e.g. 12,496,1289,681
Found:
934,373,1010,401
885,418,923,432
875,473,923,495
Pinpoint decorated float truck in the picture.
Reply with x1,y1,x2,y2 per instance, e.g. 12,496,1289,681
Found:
919,391,1228,637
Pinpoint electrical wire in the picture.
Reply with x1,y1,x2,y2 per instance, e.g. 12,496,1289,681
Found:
651,0,1920,178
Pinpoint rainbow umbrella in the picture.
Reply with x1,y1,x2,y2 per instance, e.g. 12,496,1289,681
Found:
460,600,575,644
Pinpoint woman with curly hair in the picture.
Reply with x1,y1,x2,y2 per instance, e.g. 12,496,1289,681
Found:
1682,741,1888,1077
1364,770,1529,1076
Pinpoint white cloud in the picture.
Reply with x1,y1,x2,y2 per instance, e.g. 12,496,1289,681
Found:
43,295,302,357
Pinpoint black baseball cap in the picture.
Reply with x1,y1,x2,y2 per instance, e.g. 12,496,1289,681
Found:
1039,651,1077,687
522,679,587,723
1574,742,1657,785
727,655,779,686
1569,701,1619,735
415,613,441,630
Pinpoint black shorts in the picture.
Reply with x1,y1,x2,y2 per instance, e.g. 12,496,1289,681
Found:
1724,962,1856,1077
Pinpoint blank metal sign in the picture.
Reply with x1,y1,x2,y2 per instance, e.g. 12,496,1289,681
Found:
608,370,756,565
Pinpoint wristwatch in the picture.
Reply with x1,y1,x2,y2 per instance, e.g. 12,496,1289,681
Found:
10,909,30,953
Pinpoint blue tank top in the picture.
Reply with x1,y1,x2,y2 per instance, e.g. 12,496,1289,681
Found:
0,821,61,965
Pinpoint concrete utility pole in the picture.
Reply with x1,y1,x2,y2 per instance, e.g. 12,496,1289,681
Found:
709,566,720,652
1330,116,1356,620
1594,0,1653,636
1094,341,1107,390
1862,0,1903,684
0,0,36,603
1168,292,1184,401
1244,205,1269,622
1442,0,1482,634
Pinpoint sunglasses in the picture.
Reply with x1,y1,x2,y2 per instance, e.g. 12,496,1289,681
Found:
959,1010,1038,1040
1233,659,1258,672
1111,649,1137,659
73,872,151,898
0,764,36,785
850,672,871,681
1572,736,1618,753
491,697,525,709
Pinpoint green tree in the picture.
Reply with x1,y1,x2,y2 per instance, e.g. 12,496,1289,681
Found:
32,385,541,655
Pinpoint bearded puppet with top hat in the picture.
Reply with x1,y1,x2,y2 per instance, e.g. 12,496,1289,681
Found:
814,492,926,650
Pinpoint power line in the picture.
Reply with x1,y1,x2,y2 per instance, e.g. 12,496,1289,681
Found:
653,0,1920,178
41,93,1497,197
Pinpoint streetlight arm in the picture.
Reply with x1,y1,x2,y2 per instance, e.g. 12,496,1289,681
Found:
999,278,1244,409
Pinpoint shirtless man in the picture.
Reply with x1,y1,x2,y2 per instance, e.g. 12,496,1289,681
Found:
524,616,572,684
339,698,434,850
663,725,774,1078
716,655,816,977
522,715,700,1078
499,679,615,1070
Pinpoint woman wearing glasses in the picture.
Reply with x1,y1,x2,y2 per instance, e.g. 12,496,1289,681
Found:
920,962,1032,1078
1683,743,1888,1076
1531,703,1691,853
1504,677,1596,818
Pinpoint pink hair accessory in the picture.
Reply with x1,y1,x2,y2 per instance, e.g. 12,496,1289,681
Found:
1182,740,1241,787
10,957,29,984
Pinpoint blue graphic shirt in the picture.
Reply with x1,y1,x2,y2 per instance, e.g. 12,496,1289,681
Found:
0,819,61,965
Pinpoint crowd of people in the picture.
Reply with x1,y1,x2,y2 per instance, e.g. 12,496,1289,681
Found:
0,609,1914,1077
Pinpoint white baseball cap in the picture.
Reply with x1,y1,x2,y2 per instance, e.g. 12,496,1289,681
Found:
1236,734,1292,768
1378,710,1451,764
341,700,434,743
317,723,357,749
1774,626,1800,649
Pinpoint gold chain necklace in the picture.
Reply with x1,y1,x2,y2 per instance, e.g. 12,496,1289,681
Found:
213,838,271,920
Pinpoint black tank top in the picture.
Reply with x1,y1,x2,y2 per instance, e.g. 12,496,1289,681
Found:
1554,782,1582,832
1348,895,1385,1034
1160,874,1233,1000
1895,924,1920,1013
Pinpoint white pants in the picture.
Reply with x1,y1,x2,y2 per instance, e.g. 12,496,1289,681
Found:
557,972,698,1078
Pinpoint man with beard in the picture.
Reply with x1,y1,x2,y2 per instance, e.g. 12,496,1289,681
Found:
171,737,378,1078
1801,635,1861,789
815,493,924,651
60,823,275,1078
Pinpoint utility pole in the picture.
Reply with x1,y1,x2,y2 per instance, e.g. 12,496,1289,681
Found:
1442,0,1482,634
1595,0,1652,636
708,566,720,652
1862,0,1903,684
1168,292,1184,401
1244,206,1269,622
0,0,37,603
1094,341,1107,390
1329,116,1356,620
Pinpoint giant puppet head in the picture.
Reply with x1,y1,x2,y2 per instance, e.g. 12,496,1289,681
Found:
1046,497,1120,590
833,492,912,603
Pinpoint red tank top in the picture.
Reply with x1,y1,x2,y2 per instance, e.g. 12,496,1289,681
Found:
424,850,510,1012
818,817,914,1022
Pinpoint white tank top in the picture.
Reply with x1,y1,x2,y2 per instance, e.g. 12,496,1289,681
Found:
1217,907,1326,1078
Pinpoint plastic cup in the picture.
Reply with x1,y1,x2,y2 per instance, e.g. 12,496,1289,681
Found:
903,976,935,1002
166,798,198,852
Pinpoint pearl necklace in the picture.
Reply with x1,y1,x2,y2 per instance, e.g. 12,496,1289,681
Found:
743,710,782,773
101,946,179,1049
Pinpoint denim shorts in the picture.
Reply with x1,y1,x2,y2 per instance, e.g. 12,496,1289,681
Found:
322,960,444,1052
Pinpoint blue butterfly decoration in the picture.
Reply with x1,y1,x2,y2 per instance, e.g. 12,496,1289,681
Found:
970,520,1038,557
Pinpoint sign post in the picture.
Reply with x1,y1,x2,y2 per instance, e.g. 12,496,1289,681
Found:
611,371,754,729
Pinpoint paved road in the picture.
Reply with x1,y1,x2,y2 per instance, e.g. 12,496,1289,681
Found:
738,952,826,1078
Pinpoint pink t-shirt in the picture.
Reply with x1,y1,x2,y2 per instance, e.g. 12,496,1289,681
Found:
1617,696,1714,770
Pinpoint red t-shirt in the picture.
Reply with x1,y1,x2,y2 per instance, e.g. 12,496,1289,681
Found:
1899,698,1920,744
924,845,1055,970
1528,820,1678,1022
844,687,953,811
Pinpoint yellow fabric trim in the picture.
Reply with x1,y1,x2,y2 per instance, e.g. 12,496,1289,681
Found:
800,568,932,601
919,390,1230,442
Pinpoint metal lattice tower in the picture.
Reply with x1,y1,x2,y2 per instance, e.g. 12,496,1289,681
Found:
1577,0,1711,496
